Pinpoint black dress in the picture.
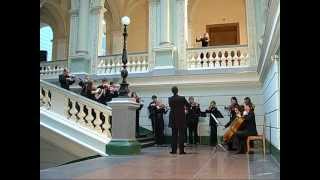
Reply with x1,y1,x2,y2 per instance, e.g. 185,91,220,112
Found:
135,99,143,137
148,102,157,133
154,107,167,145
234,111,258,153
205,107,223,146
186,103,201,144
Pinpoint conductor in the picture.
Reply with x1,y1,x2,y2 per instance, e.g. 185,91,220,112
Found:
168,86,189,154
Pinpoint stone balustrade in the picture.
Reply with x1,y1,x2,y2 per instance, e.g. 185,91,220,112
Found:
96,52,148,75
40,60,68,78
186,45,249,69
40,80,112,139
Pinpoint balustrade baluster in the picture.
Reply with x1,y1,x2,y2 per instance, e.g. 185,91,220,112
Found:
143,57,148,71
40,87,44,104
101,112,112,138
93,109,103,133
85,107,95,130
77,103,87,125
137,57,142,72
116,59,121,74
42,89,49,109
65,98,71,118
106,60,112,74
69,99,78,121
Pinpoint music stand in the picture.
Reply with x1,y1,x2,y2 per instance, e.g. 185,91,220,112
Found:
210,113,227,153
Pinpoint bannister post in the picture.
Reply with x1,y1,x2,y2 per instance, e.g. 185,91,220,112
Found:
106,99,141,155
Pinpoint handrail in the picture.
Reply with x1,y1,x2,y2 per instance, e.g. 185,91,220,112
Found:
98,51,148,58
187,44,248,51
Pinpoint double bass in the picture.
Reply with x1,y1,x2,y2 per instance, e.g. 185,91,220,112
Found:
223,114,245,142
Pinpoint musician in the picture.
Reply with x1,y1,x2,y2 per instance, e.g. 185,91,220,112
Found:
186,96,201,145
148,95,158,133
205,100,223,146
108,81,119,99
244,97,255,111
224,97,239,150
79,75,90,97
234,102,257,154
59,69,75,90
85,81,98,101
168,86,189,154
131,92,144,137
96,79,110,104
196,32,209,47
154,100,168,145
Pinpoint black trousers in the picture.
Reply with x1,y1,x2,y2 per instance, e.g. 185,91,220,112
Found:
135,114,140,137
171,127,186,153
234,130,257,152
210,125,217,146
150,117,155,133
155,118,164,145
188,120,199,144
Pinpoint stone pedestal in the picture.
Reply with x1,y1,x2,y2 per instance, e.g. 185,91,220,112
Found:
106,98,141,155
153,45,177,70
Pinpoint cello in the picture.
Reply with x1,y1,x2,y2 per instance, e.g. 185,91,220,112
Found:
223,106,245,142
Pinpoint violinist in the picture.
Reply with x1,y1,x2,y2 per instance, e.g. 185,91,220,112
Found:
79,75,90,97
130,91,144,137
148,95,158,133
224,97,239,150
186,96,201,145
205,100,223,146
244,97,255,111
154,100,168,145
95,79,110,104
234,102,257,154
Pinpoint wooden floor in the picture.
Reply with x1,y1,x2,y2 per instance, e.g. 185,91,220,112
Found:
40,145,280,180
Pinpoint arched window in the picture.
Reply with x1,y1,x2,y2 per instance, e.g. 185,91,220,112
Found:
40,26,53,61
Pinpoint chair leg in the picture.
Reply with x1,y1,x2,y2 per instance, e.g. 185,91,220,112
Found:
246,139,250,154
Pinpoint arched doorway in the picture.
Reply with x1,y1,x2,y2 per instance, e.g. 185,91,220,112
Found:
40,25,54,61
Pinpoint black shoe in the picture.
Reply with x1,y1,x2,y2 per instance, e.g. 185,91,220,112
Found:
179,152,186,155
170,151,177,154
228,148,237,151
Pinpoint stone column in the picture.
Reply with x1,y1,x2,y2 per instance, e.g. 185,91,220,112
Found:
68,6,79,58
55,37,67,60
151,0,176,71
148,0,158,69
160,0,170,45
76,0,89,55
110,29,123,54
245,0,258,66
88,0,106,74
106,98,141,155
176,0,188,70
69,0,91,74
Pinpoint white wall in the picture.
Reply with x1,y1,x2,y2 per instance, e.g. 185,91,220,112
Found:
262,60,280,150
132,83,264,137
